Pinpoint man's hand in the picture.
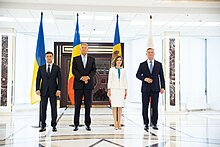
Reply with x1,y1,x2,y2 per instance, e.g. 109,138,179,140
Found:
160,88,165,94
124,90,128,99
36,90,41,96
56,90,61,97
144,77,153,83
81,76,90,84
107,89,111,97
81,76,90,82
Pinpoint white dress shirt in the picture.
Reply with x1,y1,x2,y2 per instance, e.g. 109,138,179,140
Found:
81,54,87,68
46,63,53,73
147,59,154,71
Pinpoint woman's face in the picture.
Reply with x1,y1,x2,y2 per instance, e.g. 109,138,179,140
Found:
116,57,122,67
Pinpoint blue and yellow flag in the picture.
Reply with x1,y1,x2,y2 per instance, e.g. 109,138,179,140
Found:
30,12,46,104
111,14,122,66
68,13,81,105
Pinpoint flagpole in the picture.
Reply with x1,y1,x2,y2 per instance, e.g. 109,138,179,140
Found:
32,12,44,128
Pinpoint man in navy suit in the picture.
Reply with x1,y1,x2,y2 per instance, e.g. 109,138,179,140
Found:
72,43,96,131
36,51,61,132
136,48,165,130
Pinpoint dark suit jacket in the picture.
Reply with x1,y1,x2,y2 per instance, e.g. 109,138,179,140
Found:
72,55,96,90
136,60,165,92
36,64,62,97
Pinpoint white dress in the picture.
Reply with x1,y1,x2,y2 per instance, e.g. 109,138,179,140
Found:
107,67,128,107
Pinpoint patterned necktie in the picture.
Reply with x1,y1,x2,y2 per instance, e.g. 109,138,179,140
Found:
150,61,153,74
48,64,51,74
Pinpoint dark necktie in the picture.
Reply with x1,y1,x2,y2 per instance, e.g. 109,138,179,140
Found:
48,64,51,74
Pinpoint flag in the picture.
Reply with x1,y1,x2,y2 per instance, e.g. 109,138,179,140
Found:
147,15,154,49
68,13,81,105
111,14,122,67
30,12,46,104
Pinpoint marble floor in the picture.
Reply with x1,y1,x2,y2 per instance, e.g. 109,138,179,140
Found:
0,102,220,147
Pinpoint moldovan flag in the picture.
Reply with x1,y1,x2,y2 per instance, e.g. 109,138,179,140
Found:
30,12,46,104
111,14,122,66
68,14,81,105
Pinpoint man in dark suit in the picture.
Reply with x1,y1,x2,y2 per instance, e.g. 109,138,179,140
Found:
72,42,96,131
136,48,165,131
36,51,61,132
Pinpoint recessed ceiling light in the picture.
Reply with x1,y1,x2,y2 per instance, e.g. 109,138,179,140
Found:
202,22,220,26
95,16,113,21
130,21,147,25
166,22,184,26
183,22,203,26
92,31,106,34
16,18,35,23
0,17,16,22
90,37,102,41
80,15,93,20
80,30,90,34
152,21,166,26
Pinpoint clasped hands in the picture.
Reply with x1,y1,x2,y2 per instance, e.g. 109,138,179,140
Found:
81,76,90,84
144,77,153,84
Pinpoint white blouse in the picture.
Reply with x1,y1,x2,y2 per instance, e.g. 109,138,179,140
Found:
107,67,128,89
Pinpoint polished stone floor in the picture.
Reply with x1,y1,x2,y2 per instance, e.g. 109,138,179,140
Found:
0,102,220,147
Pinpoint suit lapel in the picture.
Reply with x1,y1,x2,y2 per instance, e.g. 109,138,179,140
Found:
79,56,85,69
145,61,151,74
50,64,55,75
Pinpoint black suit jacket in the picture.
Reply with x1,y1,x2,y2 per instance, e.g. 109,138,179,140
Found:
136,60,165,92
72,55,96,90
36,64,62,97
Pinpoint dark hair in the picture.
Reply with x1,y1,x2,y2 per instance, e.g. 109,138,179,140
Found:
46,51,53,56
113,56,123,67
147,48,154,52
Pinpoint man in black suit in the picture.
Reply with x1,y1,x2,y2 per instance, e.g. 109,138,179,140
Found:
72,42,96,131
136,48,165,130
36,51,61,132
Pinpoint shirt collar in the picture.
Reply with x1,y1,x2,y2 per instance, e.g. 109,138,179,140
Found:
147,59,154,63
81,54,88,58
46,63,53,66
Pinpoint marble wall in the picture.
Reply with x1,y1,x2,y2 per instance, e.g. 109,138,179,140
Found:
169,38,175,106
0,35,8,106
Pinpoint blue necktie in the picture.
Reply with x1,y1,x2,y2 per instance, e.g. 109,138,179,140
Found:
150,61,153,74
83,56,86,68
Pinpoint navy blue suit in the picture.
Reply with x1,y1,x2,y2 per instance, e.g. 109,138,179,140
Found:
136,60,165,126
72,55,96,127
36,64,61,128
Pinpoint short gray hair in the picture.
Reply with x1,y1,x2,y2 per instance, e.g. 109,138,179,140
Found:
81,42,88,47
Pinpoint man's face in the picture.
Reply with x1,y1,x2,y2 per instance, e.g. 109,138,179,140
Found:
146,48,155,60
46,53,53,63
81,44,88,55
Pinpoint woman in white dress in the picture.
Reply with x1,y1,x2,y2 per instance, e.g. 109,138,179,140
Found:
107,56,128,130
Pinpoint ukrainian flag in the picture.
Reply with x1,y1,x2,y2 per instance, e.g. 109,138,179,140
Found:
68,14,81,105
30,12,46,104
111,14,122,66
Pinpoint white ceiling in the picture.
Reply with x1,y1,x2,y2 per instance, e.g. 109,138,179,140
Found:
0,0,220,42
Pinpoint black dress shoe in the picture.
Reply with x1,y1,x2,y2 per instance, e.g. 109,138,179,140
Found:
152,125,158,130
144,126,149,131
39,127,46,132
73,126,79,131
52,127,57,132
86,126,91,131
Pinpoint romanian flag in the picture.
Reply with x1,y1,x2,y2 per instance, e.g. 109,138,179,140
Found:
111,14,122,66
68,14,81,105
30,12,46,104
